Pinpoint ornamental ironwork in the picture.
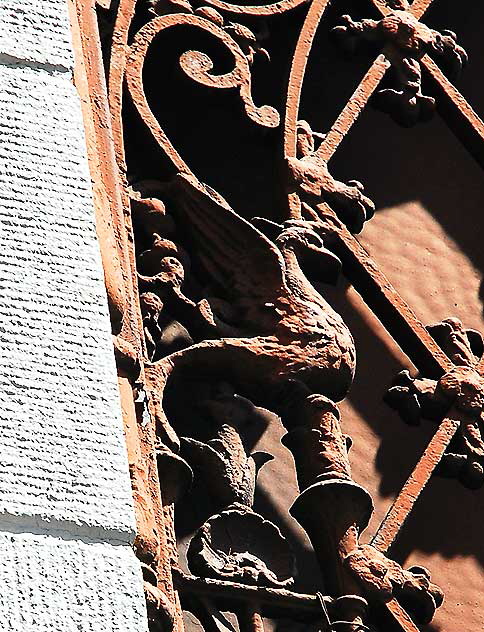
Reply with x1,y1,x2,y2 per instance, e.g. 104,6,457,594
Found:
74,0,484,630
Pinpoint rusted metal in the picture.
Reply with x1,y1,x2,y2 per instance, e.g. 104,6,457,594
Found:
69,0,142,352
332,12,466,127
423,56,484,169
173,568,329,615
371,414,460,552
408,0,434,20
315,56,390,163
385,599,422,632
281,3,481,623
237,604,265,632
284,0,332,160
73,0,484,630
370,0,433,20
70,3,184,632
125,14,279,178
193,0,308,16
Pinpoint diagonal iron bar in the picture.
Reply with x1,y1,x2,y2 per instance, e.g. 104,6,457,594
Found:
319,204,457,631
317,0,438,164
315,55,390,162
385,598,422,632
478,353,484,376
371,414,460,552
408,0,434,20
422,56,484,169
297,3,481,632
369,0,484,171
322,206,452,377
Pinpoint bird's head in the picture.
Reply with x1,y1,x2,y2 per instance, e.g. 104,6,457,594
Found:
276,222,342,285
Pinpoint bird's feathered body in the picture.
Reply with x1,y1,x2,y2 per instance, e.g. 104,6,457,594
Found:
146,173,355,406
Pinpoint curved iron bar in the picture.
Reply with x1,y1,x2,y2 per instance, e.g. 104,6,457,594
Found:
201,0,308,16
283,0,332,162
103,1,484,630
123,13,280,180
108,0,138,173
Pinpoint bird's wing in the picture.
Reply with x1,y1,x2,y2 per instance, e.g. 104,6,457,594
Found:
169,173,287,303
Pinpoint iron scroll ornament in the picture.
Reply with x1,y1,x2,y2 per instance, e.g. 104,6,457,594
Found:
97,0,484,631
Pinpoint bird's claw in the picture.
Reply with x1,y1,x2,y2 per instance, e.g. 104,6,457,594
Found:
286,155,375,233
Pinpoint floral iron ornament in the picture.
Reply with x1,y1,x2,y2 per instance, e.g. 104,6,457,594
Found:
287,120,375,233
332,8,467,126
386,318,484,489
82,0,484,631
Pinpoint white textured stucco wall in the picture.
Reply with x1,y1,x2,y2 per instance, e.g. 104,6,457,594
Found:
0,2,148,630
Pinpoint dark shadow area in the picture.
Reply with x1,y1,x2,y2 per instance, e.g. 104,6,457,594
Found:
391,474,484,567
423,0,484,121
166,371,324,594
175,457,325,594
298,0,381,135
253,486,324,594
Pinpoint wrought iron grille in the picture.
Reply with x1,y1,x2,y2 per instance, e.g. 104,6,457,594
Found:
73,0,484,630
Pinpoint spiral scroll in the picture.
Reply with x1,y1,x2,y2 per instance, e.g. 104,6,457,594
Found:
125,14,279,175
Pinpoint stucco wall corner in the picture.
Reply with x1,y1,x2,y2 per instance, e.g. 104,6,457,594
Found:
0,1,148,630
